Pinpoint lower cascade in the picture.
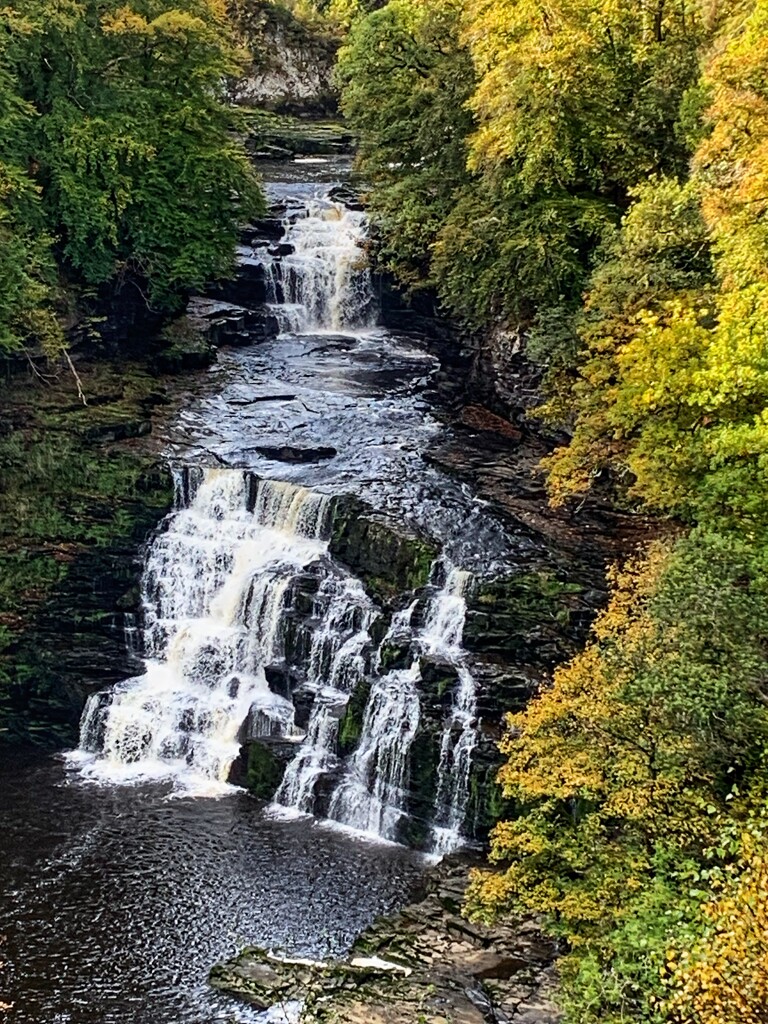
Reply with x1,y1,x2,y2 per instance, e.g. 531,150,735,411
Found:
76,467,481,853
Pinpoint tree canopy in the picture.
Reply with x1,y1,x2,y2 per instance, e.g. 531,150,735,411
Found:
0,0,262,355
339,1,768,1020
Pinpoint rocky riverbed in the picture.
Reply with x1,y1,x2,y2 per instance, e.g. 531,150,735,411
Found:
211,858,561,1024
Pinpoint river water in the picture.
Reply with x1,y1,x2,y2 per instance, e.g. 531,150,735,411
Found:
0,750,422,1024
0,157,526,1022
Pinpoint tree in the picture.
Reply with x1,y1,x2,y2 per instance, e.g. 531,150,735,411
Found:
0,41,63,355
468,532,768,1021
542,1,768,528
541,177,714,507
665,826,768,1024
336,0,475,290
0,0,263,337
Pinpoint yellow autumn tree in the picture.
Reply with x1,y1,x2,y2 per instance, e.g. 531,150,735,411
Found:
665,836,768,1024
461,0,710,188
468,529,768,1022
468,546,706,931
543,0,768,527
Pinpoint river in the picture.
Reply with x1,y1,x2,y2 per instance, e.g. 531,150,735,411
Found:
0,157,551,1023
0,749,422,1023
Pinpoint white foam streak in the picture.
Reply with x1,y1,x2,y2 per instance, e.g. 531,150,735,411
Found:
327,665,421,842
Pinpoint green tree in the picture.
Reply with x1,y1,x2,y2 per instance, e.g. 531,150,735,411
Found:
543,0,768,528
336,0,475,290
0,47,63,355
1,0,263,334
468,532,768,1022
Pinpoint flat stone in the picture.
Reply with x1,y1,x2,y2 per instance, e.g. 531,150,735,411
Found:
255,444,337,463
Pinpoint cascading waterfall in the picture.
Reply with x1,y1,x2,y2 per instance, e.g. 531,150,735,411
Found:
327,665,421,842
319,567,478,851
274,574,377,813
76,469,333,794
75,466,480,851
260,197,377,334
74,177,483,850
420,566,479,853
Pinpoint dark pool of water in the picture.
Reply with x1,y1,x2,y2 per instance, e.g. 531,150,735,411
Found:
0,751,424,1024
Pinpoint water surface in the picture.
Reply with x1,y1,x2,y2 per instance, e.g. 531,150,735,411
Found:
0,751,423,1023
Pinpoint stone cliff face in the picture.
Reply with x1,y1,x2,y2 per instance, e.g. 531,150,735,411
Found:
227,1,339,114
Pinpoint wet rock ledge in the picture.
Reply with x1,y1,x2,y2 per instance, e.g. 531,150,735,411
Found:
210,860,561,1024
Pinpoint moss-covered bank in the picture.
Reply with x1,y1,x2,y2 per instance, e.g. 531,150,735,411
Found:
0,359,175,746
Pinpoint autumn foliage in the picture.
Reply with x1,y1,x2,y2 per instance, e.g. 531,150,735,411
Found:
665,839,768,1024
339,3,768,1018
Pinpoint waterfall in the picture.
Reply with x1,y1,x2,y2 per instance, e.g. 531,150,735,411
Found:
421,566,479,854
327,665,421,842
75,463,480,852
260,197,377,334
314,566,478,852
274,574,377,813
76,470,332,794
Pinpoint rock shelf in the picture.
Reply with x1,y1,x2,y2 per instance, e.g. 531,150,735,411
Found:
210,860,562,1024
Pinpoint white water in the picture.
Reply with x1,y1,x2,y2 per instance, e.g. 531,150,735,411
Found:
423,567,479,854
75,190,482,851
77,470,332,794
274,574,377,813
327,665,421,842
319,565,478,852
260,198,377,334
77,476,479,850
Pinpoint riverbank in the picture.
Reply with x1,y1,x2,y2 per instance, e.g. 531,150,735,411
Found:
0,357,174,744
211,857,561,1024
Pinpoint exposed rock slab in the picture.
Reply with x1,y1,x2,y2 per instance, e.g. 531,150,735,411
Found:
210,860,562,1024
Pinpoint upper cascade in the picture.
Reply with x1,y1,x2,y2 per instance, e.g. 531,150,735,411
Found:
75,468,481,855
261,196,378,334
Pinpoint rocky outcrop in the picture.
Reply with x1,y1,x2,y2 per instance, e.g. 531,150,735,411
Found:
0,361,174,746
227,1,338,115
330,497,438,606
243,113,356,159
210,859,563,1024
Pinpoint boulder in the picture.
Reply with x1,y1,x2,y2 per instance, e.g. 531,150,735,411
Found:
330,497,438,606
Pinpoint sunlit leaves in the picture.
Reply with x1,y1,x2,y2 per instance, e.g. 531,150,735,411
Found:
468,533,768,1022
664,833,768,1024
336,0,475,288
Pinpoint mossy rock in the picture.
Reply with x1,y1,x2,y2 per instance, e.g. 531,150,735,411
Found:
464,571,583,658
398,727,441,848
0,357,174,746
330,497,438,606
466,763,517,841
378,640,412,672
154,316,216,372
338,678,371,757
241,111,356,155
418,658,459,714
245,740,285,800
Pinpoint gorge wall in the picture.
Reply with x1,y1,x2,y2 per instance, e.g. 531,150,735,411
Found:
227,0,339,114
